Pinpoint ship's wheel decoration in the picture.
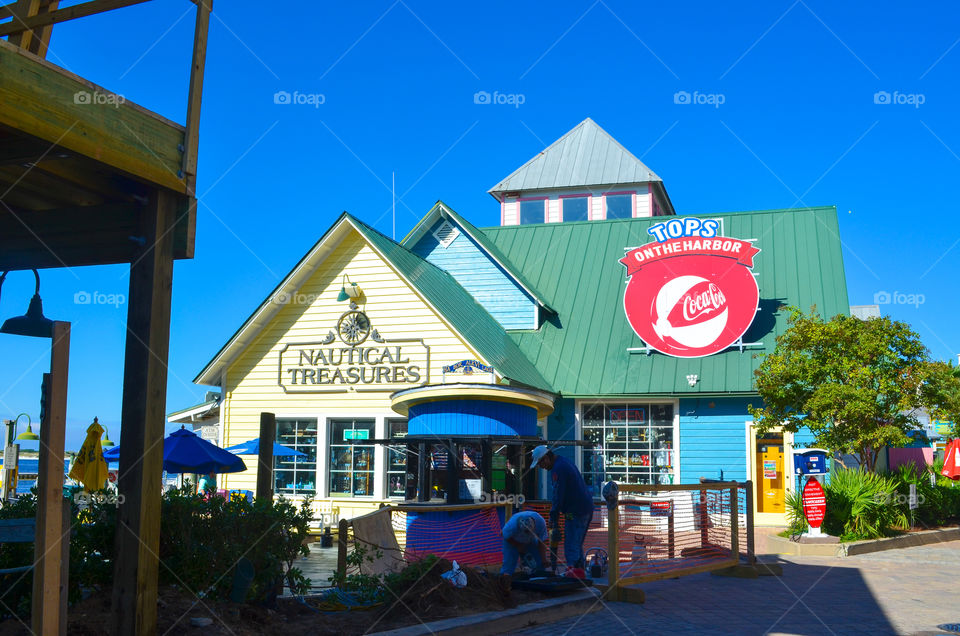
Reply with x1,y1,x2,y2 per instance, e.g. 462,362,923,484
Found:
337,307,371,345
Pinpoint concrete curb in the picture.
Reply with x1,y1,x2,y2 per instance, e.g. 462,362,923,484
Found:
765,526,960,557
369,588,601,636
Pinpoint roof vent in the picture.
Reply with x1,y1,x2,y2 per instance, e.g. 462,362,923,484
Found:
432,220,460,248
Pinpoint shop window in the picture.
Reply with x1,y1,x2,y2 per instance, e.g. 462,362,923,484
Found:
275,418,317,496
604,193,633,219
519,198,545,224
582,403,674,495
329,419,376,497
386,418,408,498
561,196,589,222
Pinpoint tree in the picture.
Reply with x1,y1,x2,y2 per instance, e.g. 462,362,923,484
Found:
749,307,960,471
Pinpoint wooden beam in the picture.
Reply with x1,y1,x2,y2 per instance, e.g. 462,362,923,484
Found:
6,0,43,50
181,0,211,196
255,412,275,501
0,202,140,269
0,0,153,37
0,39,188,194
25,0,58,59
110,189,175,636
32,321,70,636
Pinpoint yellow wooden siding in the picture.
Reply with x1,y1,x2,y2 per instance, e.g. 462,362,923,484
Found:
218,229,489,501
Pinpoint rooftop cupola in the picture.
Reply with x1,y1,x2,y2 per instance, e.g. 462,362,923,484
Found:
489,118,675,225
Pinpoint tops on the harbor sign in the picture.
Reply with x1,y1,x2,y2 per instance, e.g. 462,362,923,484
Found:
620,218,761,358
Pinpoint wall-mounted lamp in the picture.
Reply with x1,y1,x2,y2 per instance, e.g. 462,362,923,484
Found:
336,274,362,302
13,413,38,442
686,374,699,387
0,270,54,338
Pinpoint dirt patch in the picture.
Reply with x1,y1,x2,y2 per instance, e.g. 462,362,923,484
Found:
0,560,548,636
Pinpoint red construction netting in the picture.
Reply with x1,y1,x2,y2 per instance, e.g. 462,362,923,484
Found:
523,482,749,581
341,483,751,582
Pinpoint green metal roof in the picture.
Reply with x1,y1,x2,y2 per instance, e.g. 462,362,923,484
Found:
349,215,554,393
478,207,850,396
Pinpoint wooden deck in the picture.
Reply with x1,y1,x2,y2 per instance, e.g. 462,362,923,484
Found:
0,37,195,270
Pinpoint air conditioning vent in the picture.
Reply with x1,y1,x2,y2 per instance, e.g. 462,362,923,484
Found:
432,220,460,248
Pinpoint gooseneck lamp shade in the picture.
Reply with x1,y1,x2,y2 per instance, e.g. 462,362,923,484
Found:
101,426,115,448
0,269,54,338
336,275,362,301
16,423,39,442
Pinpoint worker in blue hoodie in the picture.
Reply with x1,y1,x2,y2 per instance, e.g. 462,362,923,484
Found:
531,445,594,574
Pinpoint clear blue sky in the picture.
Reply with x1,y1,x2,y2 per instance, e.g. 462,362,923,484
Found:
2,0,958,450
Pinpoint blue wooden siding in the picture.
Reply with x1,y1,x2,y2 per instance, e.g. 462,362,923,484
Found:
410,219,538,330
408,399,538,437
679,398,822,485
679,398,751,483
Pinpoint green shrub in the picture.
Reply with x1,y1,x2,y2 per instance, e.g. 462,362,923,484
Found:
0,487,312,620
822,467,909,540
784,488,808,535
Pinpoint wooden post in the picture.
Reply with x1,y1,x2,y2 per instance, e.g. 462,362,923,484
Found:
32,321,69,636
606,503,620,601
404,443,417,501
699,488,708,548
417,442,429,502
110,190,176,636
181,0,211,196
667,507,675,560
730,486,739,559
445,443,459,504
255,412,275,501
336,518,348,582
58,499,70,635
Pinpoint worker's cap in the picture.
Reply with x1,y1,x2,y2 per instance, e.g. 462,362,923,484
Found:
517,515,536,536
531,445,549,467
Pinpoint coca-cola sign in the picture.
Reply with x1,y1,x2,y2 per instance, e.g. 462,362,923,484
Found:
620,218,761,358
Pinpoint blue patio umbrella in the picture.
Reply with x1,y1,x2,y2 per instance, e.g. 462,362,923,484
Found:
101,426,247,474
224,439,306,458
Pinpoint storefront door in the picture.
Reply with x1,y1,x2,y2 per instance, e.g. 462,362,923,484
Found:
756,434,784,513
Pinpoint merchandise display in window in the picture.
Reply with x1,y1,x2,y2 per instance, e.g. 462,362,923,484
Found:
329,419,375,497
582,403,674,492
274,418,317,495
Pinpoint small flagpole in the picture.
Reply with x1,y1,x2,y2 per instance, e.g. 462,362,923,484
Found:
392,171,396,240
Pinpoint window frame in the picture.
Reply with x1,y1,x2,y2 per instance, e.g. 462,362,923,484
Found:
517,196,548,225
328,417,377,498
274,418,319,496
385,418,408,499
575,399,680,491
601,190,636,220
559,193,591,222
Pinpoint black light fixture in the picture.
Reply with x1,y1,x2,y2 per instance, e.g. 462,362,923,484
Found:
0,269,54,339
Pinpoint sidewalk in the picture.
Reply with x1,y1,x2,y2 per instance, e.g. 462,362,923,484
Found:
513,538,960,636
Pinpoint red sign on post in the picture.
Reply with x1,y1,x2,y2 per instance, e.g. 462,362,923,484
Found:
802,477,826,528
108,470,118,484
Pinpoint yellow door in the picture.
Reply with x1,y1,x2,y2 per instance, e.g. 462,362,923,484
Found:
756,437,784,513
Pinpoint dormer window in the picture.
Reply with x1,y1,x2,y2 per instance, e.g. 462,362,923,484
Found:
604,192,634,219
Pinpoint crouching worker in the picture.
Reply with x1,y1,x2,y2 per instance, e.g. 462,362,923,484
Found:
497,511,548,606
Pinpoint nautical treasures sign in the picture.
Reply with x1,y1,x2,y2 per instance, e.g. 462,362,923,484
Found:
620,218,761,358
278,305,429,392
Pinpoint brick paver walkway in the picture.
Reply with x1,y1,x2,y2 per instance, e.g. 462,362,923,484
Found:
513,539,960,636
